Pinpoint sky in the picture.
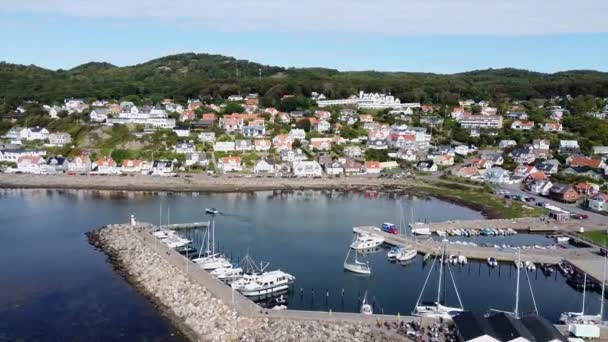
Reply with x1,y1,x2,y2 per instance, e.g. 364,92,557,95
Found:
2,0,608,74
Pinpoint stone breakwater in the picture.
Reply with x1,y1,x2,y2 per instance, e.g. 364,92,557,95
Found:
88,224,408,342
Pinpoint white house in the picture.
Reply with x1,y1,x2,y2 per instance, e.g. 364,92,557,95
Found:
173,142,196,154
94,157,118,174
185,153,208,167
315,120,331,133
25,127,50,141
484,167,511,184
173,127,191,137
529,180,553,196
90,108,110,122
218,156,243,173
254,159,275,174
416,160,437,173
293,161,322,177
323,161,344,176
68,154,92,173
199,132,216,143
234,139,254,152
589,193,608,212
120,159,145,173
48,132,72,146
0,149,46,163
151,160,174,176
16,155,46,174
254,139,272,152
288,129,306,141
213,141,235,152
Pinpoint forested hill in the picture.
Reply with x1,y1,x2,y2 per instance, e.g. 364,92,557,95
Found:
1,52,608,107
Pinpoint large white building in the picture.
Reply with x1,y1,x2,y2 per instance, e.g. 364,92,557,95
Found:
316,91,420,110
293,161,322,177
106,105,175,128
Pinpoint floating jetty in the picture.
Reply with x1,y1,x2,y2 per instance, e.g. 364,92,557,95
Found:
159,221,210,230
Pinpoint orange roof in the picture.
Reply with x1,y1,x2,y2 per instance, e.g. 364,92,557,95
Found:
528,172,546,181
222,156,241,164
570,156,603,169
96,157,116,167
202,113,216,121
365,161,381,169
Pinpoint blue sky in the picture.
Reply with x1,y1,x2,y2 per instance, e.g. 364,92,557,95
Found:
2,1,608,73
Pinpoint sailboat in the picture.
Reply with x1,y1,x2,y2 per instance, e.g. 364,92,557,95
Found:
344,248,371,275
412,241,464,320
360,291,373,314
560,256,606,325
192,208,231,270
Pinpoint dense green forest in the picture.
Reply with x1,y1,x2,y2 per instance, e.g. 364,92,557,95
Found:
2,52,608,110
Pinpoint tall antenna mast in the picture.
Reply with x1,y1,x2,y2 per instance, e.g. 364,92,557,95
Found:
514,251,520,318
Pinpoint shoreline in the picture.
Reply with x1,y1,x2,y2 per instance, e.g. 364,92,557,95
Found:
0,173,506,218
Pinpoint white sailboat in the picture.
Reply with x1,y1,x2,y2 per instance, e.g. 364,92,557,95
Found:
412,241,464,320
560,256,606,325
360,291,373,314
344,248,371,275
192,208,231,270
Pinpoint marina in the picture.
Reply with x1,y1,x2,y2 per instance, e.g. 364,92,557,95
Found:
3,188,608,340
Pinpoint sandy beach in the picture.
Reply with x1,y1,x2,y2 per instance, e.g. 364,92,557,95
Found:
0,173,412,193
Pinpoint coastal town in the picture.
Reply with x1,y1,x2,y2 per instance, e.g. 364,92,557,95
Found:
1,91,607,215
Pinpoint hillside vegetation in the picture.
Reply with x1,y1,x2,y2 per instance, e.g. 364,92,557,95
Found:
2,53,608,109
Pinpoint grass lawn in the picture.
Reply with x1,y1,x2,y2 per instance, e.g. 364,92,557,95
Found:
416,181,548,219
582,231,608,247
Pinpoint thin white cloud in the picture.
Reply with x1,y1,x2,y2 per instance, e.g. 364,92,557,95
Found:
3,0,608,35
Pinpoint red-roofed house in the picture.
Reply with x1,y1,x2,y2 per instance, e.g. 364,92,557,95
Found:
574,182,600,195
511,120,535,130
568,156,605,169
514,165,537,179
254,139,272,152
202,113,216,122
121,159,145,173
272,134,293,151
180,110,196,121
310,138,332,151
470,158,492,169
219,117,244,132
315,110,331,120
543,122,563,132
277,112,291,123
421,105,433,113
16,155,46,174
218,156,242,173
94,157,118,174
359,114,373,123
265,107,278,116
527,171,546,182
364,161,382,174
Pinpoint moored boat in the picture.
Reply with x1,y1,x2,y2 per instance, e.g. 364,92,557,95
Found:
487,257,498,267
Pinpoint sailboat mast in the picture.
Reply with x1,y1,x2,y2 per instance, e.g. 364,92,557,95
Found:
159,203,162,228
436,243,445,304
514,251,520,318
582,273,587,314
601,256,606,319
212,214,215,254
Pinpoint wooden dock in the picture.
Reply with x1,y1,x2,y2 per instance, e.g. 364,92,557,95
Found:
159,221,210,230
359,227,597,265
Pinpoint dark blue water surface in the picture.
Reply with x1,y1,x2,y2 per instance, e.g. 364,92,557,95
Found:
0,189,605,341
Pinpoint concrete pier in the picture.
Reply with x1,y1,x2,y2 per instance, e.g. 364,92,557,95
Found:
160,221,210,230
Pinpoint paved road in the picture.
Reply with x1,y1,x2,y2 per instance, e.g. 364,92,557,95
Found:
496,183,608,231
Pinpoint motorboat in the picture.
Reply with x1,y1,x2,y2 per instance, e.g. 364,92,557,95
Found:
481,227,494,236
344,248,371,275
360,291,373,315
541,263,554,276
487,257,498,267
514,260,523,269
163,236,192,249
350,234,384,250
387,246,401,259
409,222,432,236
559,261,574,276
457,255,467,265
556,236,571,243
436,230,447,237
395,248,417,262
231,273,260,291
239,270,295,297
525,261,536,271
152,229,178,239
210,264,243,281
193,254,232,270
414,302,464,320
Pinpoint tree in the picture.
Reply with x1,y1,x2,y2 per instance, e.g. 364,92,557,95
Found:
222,102,245,114
296,118,311,132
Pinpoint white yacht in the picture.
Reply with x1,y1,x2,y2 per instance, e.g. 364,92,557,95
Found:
239,270,295,297
395,248,417,262
350,234,384,250
524,261,536,271
210,264,243,281
387,247,401,259
163,235,192,249
344,248,371,275
193,254,232,270
152,229,178,239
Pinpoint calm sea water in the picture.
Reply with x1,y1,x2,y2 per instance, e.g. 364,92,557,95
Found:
0,189,604,341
